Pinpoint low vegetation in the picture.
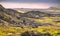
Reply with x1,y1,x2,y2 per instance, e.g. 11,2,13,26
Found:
0,4,60,36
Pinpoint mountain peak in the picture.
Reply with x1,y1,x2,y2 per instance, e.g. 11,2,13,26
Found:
0,4,5,11
0,4,5,9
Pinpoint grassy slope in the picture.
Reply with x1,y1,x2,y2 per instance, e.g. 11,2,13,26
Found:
0,6,60,36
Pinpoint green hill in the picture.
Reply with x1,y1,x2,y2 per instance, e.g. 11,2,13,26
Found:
0,4,60,36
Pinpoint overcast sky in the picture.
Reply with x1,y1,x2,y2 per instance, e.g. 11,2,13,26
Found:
0,0,60,9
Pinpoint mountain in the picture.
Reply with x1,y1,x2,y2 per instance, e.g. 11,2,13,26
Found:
48,6,60,10
21,11,50,18
0,4,60,27
0,4,6,12
14,8,40,13
0,4,54,27
0,4,43,27
0,4,5,9
0,4,23,27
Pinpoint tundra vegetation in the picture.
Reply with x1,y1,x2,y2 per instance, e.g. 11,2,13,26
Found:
0,4,60,36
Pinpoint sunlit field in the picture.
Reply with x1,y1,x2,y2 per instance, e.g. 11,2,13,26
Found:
0,17,60,36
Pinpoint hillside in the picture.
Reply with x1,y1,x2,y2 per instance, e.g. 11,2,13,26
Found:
49,6,60,10
0,4,23,27
0,4,60,36
14,8,40,13
40,6,60,13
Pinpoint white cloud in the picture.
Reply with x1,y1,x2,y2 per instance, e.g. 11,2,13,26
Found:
0,2,57,9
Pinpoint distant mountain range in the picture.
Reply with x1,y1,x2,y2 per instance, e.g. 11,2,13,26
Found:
13,8,41,13
48,6,60,10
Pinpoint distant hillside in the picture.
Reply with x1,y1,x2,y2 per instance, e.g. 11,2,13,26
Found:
21,11,51,18
40,6,60,14
14,8,40,13
48,6,60,10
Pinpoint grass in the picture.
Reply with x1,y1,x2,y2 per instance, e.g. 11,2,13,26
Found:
0,17,60,36
0,12,60,36
0,25,60,36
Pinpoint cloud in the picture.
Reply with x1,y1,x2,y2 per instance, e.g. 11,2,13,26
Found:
0,0,60,9
1,2,58,9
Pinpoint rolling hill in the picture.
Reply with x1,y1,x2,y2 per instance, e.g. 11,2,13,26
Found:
0,4,60,36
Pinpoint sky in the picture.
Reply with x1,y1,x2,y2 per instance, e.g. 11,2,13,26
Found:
0,0,60,9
